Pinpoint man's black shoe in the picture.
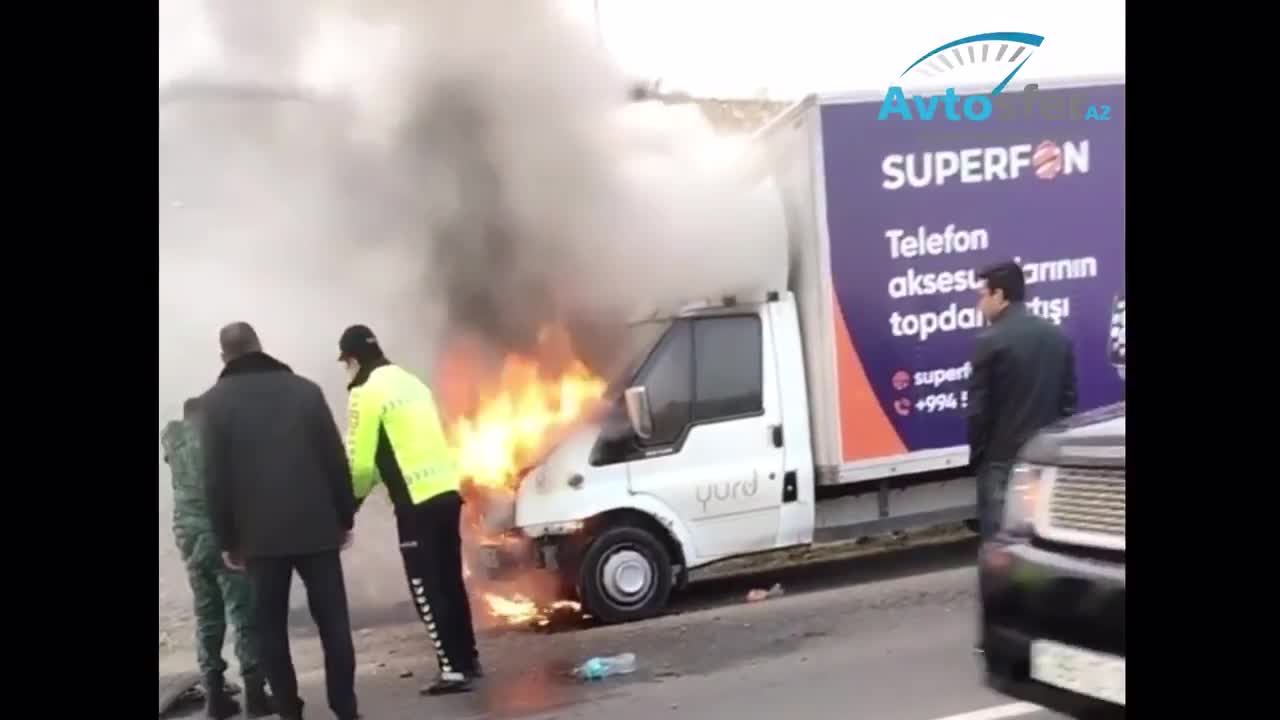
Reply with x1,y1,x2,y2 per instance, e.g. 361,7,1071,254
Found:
275,695,305,719
203,673,242,720
422,675,473,696
242,673,276,718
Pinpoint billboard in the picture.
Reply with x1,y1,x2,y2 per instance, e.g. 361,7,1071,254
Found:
820,82,1125,461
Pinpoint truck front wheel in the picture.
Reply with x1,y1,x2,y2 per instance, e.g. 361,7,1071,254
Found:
577,525,673,624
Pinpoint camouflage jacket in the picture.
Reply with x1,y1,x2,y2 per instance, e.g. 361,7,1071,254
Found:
162,419,213,538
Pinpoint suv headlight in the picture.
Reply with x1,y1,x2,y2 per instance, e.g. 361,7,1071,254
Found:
1002,463,1046,534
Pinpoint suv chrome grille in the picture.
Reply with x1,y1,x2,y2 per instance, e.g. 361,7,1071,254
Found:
1047,467,1125,538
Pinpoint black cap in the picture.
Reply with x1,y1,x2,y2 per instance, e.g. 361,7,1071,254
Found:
338,324,381,361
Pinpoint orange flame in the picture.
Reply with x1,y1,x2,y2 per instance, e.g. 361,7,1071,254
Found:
445,326,607,492
451,356,606,490
439,325,605,625
483,593,583,627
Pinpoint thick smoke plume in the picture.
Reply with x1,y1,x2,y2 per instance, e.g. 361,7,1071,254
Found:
159,0,786,645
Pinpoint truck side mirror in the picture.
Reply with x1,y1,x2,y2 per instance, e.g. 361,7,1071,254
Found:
624,386,654,440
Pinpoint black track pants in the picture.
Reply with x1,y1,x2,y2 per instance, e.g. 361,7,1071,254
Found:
396,491,479,678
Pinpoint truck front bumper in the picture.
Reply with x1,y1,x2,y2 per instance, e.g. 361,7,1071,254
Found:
979,537,1125,717
475,531,579,581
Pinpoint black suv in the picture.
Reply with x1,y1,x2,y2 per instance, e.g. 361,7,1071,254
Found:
978,401,1126,718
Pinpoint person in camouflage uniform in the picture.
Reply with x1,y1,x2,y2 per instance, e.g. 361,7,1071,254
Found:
163,396,274,720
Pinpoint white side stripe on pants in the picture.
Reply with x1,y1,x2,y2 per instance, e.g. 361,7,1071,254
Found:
411,576,458,677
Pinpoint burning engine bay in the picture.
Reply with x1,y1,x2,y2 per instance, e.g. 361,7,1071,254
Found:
161,0,787,633
442,326,605,630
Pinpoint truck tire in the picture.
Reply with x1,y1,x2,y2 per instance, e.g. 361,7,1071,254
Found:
577,525,673,624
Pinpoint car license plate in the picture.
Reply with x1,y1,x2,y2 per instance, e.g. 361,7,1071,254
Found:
1030,639,1125,706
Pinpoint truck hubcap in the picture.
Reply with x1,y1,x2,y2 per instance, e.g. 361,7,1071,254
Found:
600,549,652,605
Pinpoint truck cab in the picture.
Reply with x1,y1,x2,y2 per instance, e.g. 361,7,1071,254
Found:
977,399,1126,716
511,291,817,623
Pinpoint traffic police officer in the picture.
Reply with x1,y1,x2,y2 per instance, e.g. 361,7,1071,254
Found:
338,325,480,695
163,397,275,719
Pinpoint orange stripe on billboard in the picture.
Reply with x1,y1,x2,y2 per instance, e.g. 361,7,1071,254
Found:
832,291,907,461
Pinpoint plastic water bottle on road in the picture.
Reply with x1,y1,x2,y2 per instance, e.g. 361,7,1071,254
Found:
572,653,637,681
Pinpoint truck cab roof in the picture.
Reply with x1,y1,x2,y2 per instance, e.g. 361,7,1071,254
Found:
627,290,785,325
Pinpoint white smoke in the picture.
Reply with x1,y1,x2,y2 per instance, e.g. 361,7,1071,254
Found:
159,0,787,642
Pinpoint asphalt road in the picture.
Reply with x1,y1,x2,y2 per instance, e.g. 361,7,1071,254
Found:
168,537,1070,720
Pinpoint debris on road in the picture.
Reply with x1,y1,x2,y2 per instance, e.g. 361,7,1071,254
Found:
159,671,203,718
746,583,785,602
159,673,241,718
399,670,414,679
572,652,638,681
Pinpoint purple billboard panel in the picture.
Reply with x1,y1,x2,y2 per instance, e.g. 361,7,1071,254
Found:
821,83,1125,458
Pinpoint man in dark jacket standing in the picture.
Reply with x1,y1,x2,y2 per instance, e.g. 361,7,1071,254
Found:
967,261,1077,539
202,322,360,720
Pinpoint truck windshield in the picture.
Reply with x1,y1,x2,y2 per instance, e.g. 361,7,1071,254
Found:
604,319,672,397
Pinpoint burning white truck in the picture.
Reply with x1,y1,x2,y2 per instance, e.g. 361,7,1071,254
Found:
463,79,1125,625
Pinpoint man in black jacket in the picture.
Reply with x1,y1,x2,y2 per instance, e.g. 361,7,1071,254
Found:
967,261,1077,539
203,322,360,720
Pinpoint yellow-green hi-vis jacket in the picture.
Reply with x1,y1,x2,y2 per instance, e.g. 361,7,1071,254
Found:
346,363,460,509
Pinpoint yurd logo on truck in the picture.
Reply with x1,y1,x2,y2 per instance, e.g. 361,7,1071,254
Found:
695,477,759,515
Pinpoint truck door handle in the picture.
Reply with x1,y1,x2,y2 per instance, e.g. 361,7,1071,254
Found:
770,425,784,448
782,470,798,503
